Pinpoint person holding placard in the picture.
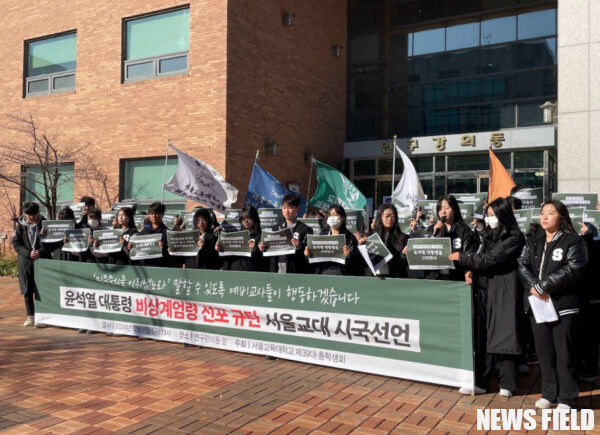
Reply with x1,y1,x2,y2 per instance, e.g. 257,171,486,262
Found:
217,205,265,272
518,200,588,409
424,195,477,281
260,194,313,274
130,202,169,267
78,196,96,226
449,197,525,397
71,207,103,264
358,203,408,278
304,204,359,276
91,207,137,265
41,206,76,261
12,202,52,326
182,208,221,270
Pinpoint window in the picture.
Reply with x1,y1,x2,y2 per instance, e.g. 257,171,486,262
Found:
124,7,190,82
413,27,445,56
25,32,76,97
121,157,186,209
446,22,480,51
518,9,556,40
354,159,376,176
481,16,516,45
23,164,74,204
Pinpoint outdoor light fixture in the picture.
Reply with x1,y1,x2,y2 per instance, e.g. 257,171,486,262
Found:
539,101,557,124
330,45,343,57
282,12,295,26
265,141,278,156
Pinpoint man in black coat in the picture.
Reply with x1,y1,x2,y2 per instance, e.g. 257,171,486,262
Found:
12,202,52,326
259,194,312,274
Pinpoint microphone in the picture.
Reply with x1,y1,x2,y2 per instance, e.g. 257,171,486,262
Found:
434,216,447,236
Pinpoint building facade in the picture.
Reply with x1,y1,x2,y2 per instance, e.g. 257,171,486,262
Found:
344,0,558,206
0,0,346,230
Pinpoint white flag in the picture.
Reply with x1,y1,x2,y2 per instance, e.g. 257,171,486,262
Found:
164,146,238,212
392,145,425,211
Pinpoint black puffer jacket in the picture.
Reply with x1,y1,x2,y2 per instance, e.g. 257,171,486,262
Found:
518,230,589,316
424,220,478,281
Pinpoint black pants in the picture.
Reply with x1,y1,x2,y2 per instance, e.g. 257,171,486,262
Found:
476,352,518,392
577,303,600,377
530,313,579,407
24,291,35,316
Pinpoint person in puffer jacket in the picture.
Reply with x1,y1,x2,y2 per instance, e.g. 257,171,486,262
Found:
518,200,588,410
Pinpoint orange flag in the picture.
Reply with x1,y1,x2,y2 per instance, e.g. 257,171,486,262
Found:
488,148,516,202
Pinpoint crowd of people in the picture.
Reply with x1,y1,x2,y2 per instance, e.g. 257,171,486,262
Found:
12,191,599,409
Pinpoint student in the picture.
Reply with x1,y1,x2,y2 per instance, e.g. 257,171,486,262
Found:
304,204,359,275
424,195,478,281
78,196,96,226
449,197,525,396
41,206,76,261
259,194,313,274
518,200,588,409
359,203,408,278
183,208,221,270
74,207,103,263
12,202,52,326
92,207,137,265
217,205,265,271
130,202,169,267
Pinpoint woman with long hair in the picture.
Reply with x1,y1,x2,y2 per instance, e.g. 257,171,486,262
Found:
449,197,525,396
425,195,477,280
217,205,265,271
184,208,221,270
304,204,360,275
518,200,588,409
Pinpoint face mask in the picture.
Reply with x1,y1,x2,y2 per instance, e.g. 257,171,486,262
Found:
485,216,499,229
88,219,99,229
327,216,342,229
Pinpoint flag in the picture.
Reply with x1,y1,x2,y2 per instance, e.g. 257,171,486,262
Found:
488,148,516,202
309,160,367,211
244,160,307,215
164,145,238,212
392,145,425,211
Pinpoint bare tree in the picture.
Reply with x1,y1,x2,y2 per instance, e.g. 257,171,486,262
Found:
77,154,120,210
0,113,115,219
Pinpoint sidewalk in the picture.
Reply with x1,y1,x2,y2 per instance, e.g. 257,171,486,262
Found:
0,277,598,434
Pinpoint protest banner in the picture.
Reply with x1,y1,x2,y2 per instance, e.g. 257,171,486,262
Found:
450,193,487,217
167,230,200,257
217,230,251,257
162,213,180,230
112,202,139,213
307,234,346,265
418,200,438,220
345,209,364,233
407,238,454,270
62,228,91,253
568,207,585,221
531,208,541,224
69,202,86,222
583,210,600,228
552,193,598,210
513,209,533,234
258,208,284,230
41,220,75,243
298,218,323,235
182,212,195,229
129,234,162,260
514,188,543,209
134,215,146,228
100,211,117,229
458,203,475,221
93,229,124,254
261,228,295,257
357,233,393,276
34,259,474,389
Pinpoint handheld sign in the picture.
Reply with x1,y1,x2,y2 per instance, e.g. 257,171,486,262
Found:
261,228,295,257
307,234,346,265
345,209,364,233
583,210,600,238
568,207,585,221
394,206,413,233
357,233,393,276
112,202,139,213
162,213,180,230
93,229,124,254
531,208,541,224
62,228,91,253
69,202,86,222
450,193,487,218
167,230,200,257
41,220,75,243
129,234,163,260
217,230,251,257
514,188,543,209
134,215,146,229
552,193,598,210
513,209,533,234
100,211,117,229
458,203,476,221
418,200,438,220
407,237,454,270
298,218,323,235
258,208,284,229
221,209,242,232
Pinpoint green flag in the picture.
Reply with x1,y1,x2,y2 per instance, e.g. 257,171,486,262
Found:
309,160,367,211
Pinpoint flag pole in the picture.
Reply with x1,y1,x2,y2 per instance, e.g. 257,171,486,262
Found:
161,138,171,203
306,156,315,205
391,135,397,198
255,149,259,163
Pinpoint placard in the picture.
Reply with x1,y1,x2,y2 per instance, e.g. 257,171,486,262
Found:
406,237,454,270
307,234,346,265
261,228,295,257
41,220,75,243
217,230,251,257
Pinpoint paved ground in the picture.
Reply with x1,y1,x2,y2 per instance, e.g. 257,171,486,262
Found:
0,277,599,434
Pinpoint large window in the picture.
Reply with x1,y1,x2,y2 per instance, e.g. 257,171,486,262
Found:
124,7,190,82
121,157,186,210
23,164,74,204
25,32,76,97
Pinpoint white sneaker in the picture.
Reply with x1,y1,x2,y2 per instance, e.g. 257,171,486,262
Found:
535,398,553,409
23,316,34,327
459,386,486,395
556,403,571,410
499,389,513,397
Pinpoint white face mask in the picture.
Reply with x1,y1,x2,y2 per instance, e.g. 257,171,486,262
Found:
327,216,342,229
484,216,499,229
88,219,99,229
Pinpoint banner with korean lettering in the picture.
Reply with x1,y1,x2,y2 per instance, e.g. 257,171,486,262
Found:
33,259,474,389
